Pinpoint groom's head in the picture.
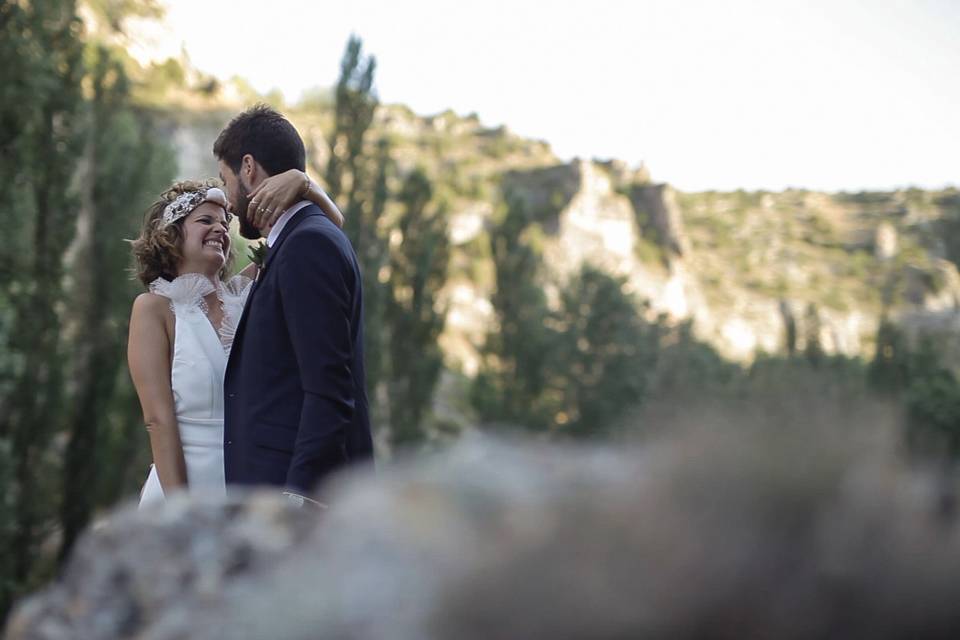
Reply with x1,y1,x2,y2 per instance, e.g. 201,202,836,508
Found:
214,104,306,239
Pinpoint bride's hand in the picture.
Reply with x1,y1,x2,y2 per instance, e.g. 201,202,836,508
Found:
248,169,309,230
249,170,346,231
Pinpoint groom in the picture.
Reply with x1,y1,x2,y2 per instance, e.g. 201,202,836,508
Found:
215,105,373,506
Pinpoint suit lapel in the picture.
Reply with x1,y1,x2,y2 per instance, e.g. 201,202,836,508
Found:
225,205,322,377
258,205,321,278
225,276,256,374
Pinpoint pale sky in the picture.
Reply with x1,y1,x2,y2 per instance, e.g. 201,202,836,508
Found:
129,0,959,192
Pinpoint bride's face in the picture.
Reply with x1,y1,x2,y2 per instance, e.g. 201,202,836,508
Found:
178,202,231,276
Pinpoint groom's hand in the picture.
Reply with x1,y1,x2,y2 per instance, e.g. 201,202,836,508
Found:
282,491,327,511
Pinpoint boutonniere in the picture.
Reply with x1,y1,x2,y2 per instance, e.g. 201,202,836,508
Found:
247,241,268,268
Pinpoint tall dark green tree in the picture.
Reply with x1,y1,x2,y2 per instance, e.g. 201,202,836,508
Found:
868,318,911,394
0,0,86,617
905,368,960,456
360,138,391,407
386,169,450,447
472,196,559,430
933,191,960,269
58,45,175,561
472,199,659,436
324,35,376,210
0,1,177,615
323,36,390,410
803,303,824,366
869,320,960,456
554,266,659,437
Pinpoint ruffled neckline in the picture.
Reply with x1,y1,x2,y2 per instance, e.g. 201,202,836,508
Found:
148,273,217,305
219,275,253,352
148,273,253,352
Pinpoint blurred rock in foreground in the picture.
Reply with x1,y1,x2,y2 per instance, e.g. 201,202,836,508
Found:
7,423,960,639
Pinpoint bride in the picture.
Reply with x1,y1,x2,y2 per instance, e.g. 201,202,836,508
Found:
128,170,341,507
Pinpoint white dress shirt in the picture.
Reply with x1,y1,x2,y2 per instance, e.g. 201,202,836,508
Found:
266,200,312,248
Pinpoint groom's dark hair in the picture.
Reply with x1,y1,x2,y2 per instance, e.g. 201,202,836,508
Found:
213,104,306,176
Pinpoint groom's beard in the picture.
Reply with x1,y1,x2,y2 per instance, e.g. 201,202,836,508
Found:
235,181,261,240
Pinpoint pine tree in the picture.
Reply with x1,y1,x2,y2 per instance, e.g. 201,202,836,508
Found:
386,169,450,447
555,266,659,436
360,139,391,407
868,318,911,394
324,35,377,209
59,44,175,561
323,36,389,413
803,303,824,366
473,198,659,436
472,197,559,430
0,0,85,617
0,1,176,614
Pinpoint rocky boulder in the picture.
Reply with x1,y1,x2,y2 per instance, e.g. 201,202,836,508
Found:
5,493,320,639
8,425,960,639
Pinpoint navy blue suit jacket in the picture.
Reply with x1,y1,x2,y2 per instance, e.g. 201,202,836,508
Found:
223,204,373,493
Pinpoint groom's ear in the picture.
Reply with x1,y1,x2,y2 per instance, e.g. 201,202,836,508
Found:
239,153,257,184
240,153,270,188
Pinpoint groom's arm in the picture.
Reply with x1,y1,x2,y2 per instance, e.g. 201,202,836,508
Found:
277,226,356,494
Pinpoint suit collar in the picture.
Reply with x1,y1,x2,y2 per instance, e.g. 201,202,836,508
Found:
226,204,320,377
266,200,311,248
260,204,320,275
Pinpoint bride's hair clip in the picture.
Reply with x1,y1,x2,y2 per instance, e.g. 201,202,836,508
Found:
160,187,232,227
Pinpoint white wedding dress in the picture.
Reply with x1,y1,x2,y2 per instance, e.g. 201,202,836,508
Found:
138,273,252,508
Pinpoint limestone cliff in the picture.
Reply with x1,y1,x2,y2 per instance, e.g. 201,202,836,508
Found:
162,104,960,370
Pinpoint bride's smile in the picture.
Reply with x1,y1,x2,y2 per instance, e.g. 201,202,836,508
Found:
180,203,231,275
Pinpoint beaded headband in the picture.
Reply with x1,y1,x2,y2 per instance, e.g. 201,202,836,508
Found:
160,187,232,227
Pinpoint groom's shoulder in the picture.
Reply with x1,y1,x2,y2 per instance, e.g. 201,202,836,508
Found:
285,207,355,259
299,206,344,235
289,205,350,253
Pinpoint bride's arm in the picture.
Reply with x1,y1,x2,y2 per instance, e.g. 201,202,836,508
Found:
128,293,188,492
248,170,345,230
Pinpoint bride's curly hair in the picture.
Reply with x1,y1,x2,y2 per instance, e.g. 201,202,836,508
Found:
130,179,234,287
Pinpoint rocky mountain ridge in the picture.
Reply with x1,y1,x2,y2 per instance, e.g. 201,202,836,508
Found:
163,101,960,371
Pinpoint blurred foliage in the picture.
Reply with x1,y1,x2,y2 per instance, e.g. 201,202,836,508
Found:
472,196,559,430
471,180,960,451
473,196,661,436
59,43,176,560
0,0,175,620
871,319,960,455
322,37,389,416
386,169,450,446
307,38,455,449
0,0,87,618
933,190,960,269
553,267,659,437
84,0,163,32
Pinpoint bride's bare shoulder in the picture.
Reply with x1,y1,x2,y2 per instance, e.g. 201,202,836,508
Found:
132,292,169,315
130,293,173,331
